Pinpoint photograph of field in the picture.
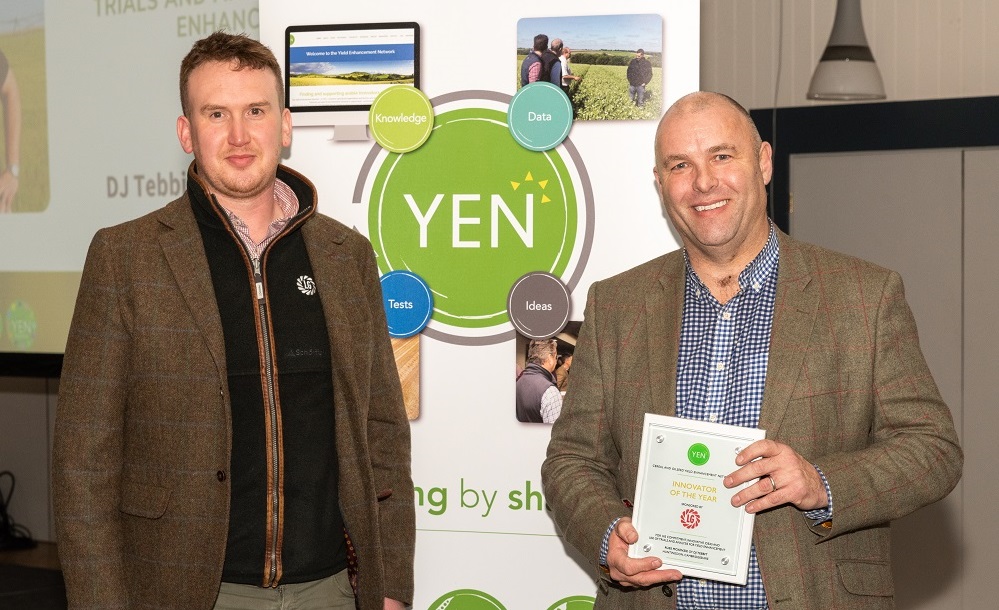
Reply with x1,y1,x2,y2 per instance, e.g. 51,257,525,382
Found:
0,2,49,213
289,63,414,87
516,14,663,121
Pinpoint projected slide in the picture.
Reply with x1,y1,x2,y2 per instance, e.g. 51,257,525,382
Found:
0,0,259,355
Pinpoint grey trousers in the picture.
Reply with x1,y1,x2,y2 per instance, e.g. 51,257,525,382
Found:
213,570,355,610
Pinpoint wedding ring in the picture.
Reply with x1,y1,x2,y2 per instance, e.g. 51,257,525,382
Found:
767,475,777,493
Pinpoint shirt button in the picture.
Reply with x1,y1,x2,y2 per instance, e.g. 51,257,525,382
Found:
709,414,718,423
752,281,761,291
216,471,226,482
722,312,732,320
716,362,725,371
699,579,708,586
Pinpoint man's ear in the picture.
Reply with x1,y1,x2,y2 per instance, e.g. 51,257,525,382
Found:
759,141,773,186
281,108,292,148
177,115,194,154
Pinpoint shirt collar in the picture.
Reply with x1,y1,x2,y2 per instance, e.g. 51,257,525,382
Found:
684,223,779,298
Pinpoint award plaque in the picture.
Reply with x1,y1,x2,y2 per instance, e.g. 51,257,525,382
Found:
629,414,765,584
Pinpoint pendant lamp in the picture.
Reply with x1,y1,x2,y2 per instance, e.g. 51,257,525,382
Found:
807,0,885,100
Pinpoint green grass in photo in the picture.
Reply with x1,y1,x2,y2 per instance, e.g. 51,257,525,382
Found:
515,56,662,121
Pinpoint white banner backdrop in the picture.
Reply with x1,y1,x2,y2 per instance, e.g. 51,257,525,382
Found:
257,2,700,608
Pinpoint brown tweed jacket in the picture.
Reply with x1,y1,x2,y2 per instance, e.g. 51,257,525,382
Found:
52,170,415,609
542,231,962,609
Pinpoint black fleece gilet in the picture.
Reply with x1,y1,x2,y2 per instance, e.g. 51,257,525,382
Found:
188,166,348,585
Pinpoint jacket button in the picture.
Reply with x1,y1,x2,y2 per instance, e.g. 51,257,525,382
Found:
662,584,673,597
216,470,226,482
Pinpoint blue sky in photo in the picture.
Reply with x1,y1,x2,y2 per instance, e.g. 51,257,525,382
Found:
1,0,44,33
517,14,663,53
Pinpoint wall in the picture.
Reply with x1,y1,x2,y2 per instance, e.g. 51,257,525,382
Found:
701,0,999,108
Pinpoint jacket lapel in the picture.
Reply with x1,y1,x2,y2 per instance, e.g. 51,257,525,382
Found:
157,199,228,377
759,234,819,436
301,221,360,409
645,252,685,417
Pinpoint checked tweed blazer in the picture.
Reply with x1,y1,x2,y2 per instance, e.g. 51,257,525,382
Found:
542,231,962,610
52,167,415,610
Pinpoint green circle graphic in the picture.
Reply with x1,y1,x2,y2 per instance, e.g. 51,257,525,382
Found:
427,589,506,610
546,595,595,610
6,301,37,350
508,82,573,151
368,106,578,330
688,443,710,466
369,85,435,153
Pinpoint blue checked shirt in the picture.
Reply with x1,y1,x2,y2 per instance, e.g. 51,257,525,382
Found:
597,228,832,604
673,227,779,610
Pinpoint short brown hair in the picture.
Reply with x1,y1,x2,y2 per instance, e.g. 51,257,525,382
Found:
179,31,283,117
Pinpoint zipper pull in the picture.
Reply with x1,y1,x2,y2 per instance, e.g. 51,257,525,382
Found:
252,257,264,301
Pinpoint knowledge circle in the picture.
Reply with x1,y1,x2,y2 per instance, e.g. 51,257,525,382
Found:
368,85,435,153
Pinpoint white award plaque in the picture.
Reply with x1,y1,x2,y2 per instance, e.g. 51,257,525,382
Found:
629,413,766,584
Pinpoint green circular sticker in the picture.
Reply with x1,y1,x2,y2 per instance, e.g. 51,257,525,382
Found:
546,595,595,610
687,443,710,466
368,85,434,153
6,301,37,350
427,589,506,610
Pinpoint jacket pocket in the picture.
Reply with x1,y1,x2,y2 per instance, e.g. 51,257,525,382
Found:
119,479,171,519
837,560,893,597
791,372,852,399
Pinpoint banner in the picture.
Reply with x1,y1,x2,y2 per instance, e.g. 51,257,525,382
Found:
261,2,698,607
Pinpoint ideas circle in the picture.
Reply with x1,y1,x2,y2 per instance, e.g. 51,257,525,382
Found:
508,82,573,151
506,272,570,340
380,270,433,338
368,85,435,153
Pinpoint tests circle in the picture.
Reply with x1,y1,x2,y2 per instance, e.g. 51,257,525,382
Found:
379,270,433,338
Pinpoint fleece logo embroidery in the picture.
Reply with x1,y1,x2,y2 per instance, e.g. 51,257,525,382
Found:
296,276,316,296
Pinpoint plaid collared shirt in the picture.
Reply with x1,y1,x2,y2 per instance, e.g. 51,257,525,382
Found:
674,226,779,610
218,179,300,259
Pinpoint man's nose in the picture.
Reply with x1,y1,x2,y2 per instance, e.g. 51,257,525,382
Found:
693,166,718,193
229,118,249,145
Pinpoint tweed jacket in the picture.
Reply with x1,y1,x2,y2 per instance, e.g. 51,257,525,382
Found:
541,231,962,610
52,165,415,610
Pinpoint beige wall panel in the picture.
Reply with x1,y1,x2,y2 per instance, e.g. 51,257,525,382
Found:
790,149,964,610
961,148,999,609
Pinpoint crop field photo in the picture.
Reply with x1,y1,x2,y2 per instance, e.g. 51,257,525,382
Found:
516,13,663,121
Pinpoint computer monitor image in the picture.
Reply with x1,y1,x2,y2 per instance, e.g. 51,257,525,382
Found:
285,21,420,140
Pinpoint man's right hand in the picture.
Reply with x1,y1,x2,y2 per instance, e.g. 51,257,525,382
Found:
605,517,683,587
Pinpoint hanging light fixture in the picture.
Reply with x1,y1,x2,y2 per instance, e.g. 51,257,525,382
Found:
807,0,885,100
